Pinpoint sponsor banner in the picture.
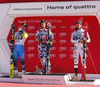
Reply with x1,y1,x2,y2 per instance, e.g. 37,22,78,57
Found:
7,16,100,74
8,3,44,15
45,2,99,13
7,1,100,16
22,74,69,85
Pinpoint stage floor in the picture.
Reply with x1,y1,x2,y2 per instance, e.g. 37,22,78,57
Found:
0,73,100,85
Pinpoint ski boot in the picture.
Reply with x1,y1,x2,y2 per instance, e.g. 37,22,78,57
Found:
13,69,21,78
84,73,87,81
71,73,79,81
41,67,46,75
22,70,26,75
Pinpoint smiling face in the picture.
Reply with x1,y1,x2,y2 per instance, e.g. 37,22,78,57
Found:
76,23,82,29
41,22,46,28
21,25,26,30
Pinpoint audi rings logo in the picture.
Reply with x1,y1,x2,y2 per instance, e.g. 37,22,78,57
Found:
59,54,67,58
59,40,67,44
27,47,35,52
51,26,56,29
28,33,35,38
60,26,67,29
52,33,56,36
70,54,73,59
27,54,35,58
70,47,74,52
59,47,67,51
28,26,35,31
50,54,56,58
70,25,76,30
59,32,67,37
51,47,56,51
28,40,35,45
52,40,56,43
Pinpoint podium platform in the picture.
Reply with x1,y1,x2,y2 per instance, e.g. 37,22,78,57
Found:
0,73,100,85
22,73,71,85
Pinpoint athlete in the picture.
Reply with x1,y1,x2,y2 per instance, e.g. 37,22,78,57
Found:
71,21,90,81
35,20,53,75
13,23,28,76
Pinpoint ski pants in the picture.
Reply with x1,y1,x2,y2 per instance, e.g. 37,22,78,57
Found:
73,45,86,69
13,45,26,70
38,43,51,71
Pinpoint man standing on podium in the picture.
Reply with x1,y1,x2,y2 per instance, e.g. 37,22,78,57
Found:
35,20,53,75
71,21,90,81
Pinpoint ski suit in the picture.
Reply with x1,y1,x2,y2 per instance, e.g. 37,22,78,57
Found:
35,28,53,74
13,29,28,71
71,28,90,69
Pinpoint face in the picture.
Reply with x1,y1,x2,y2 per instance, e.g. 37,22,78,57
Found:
41,22,46,28
76,23,82,29
21,25,26,30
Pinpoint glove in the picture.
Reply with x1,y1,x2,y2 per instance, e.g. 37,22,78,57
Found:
83,39,86,43
9,40,13,47
79,39,86,43
39,39,43,42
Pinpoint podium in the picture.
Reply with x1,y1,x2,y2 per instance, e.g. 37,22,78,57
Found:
22,73,71,85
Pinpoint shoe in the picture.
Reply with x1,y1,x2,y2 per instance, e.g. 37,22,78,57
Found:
13,69,18,77
22,70,25,75
71,73,79,81
84,73,87,81
46,70,51,75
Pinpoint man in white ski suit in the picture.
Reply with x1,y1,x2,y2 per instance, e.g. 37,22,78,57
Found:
71,21,90,81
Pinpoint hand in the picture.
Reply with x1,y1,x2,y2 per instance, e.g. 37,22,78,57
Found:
9,40,13,47
79,39,86,43
39,39,43,42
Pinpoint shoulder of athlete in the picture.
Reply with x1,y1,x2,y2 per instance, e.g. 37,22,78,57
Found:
22,31,28,39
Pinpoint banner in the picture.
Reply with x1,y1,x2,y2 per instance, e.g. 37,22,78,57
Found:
7,16,100,74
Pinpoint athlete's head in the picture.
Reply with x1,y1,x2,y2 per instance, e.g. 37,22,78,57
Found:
40,20,46,28
21,23,27,30
75,21,82,29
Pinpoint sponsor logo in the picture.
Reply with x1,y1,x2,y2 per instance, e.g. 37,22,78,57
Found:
60,26,67,29
70,54,73,59
28,20,34,23
28,78,60,82
59,32,67,37
27,40,35,45
50,54,56,58
17,26,21,29
70,25,76,30
70,47,74,52
28,26,35,31
27,47,35,51
59,47,67,51
28,33,35,38
51,26,56,29
59,54,67,59
18,20,27,23
52,33,56,36
59,40,67,44
27,54,35,58
51,47,56,52
52,40,56,43
28,78,34,80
